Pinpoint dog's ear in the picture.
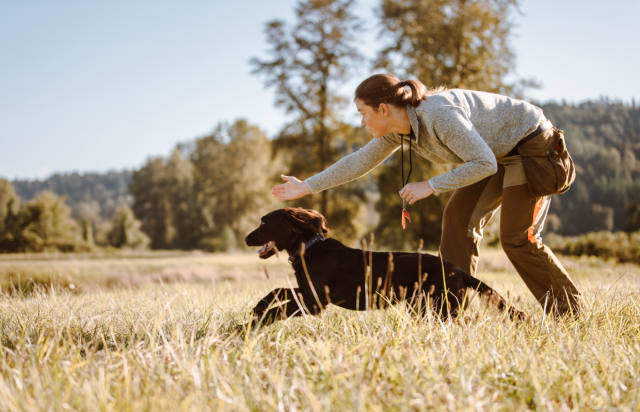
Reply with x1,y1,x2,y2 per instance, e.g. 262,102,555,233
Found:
285,207,330,234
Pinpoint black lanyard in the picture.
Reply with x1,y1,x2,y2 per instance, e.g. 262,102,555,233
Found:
401,131,414,196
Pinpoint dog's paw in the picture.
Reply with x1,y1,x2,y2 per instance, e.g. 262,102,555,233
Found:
253,302,270,315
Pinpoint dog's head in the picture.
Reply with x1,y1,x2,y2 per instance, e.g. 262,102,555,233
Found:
244,207,330,259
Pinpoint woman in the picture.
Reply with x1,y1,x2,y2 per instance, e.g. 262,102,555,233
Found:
271,74,580,315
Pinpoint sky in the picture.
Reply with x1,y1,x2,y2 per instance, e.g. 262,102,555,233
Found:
1,0,638,181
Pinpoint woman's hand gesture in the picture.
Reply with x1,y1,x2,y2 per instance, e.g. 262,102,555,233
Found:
272,175,312,201
399,181,434,205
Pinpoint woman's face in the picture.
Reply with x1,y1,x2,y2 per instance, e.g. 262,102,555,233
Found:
355,98,388,139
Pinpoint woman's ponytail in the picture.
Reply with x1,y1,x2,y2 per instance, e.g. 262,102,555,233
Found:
355,74,443,110
401,79,428,107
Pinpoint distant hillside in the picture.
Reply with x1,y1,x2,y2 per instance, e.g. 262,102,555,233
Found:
541,99,640,235
12,171,132,223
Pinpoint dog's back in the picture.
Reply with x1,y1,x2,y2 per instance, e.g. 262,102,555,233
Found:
291,238,525,320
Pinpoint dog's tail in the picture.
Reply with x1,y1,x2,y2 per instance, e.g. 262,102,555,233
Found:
464,273,526,321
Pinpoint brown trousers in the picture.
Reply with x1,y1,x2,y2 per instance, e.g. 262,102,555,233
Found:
440,155,581,314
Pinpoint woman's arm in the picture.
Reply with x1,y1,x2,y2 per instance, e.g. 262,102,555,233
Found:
427,107,498,194
272,136,399,201
400,106,497,204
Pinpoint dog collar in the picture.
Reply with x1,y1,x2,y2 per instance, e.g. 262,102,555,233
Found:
288,233,325,264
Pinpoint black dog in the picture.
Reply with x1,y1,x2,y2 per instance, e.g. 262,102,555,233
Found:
243,207,524,327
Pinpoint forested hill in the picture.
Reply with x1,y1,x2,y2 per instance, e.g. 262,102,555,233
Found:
12,171,132,222
541,99,640,235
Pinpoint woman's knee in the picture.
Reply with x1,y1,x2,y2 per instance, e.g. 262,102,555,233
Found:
499,229,529,254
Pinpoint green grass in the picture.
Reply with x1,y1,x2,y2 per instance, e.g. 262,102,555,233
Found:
0,249,639,411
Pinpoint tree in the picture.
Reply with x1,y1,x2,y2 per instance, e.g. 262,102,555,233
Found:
0,179,20,236
74,200,102,248
0,191,87,253
129,147,201,250
625,200,640,233
251,0,374,242
130,158,173,249
107,205,150,249
163,147,200,249
376,0,528,94
372,0,536,250
191,120,278,251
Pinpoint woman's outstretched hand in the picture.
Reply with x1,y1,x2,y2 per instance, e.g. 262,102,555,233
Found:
272,175,312,201
400,181,434,205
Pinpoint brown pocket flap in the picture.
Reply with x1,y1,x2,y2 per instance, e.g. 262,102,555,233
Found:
517,128,562,157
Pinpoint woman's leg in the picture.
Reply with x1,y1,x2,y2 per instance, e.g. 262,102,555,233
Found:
440,167,504,276
500,184,581,314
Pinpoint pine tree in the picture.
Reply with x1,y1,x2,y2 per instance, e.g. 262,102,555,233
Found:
251,0,374,242
373,0,532,249
376,0,528,94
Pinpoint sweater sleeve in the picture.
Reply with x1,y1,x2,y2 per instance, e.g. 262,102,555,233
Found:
427,107,498,194
305,135,399,194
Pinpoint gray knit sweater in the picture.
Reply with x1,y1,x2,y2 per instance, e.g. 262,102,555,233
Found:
305,89,545,195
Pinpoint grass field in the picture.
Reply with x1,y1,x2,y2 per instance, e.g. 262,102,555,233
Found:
1,248,639,411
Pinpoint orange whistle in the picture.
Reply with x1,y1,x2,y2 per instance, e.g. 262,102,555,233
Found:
402,210,411,229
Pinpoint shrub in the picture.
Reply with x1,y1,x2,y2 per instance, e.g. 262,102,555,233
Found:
547,230,640,263
0,191,89,253
107,206,149,250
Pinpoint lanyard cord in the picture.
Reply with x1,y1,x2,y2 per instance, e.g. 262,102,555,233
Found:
400,131,414,227
401,131,413,212
401,132,413,188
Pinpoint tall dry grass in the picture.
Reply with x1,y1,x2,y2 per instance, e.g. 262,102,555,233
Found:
0,250,639,411
0,252,283,292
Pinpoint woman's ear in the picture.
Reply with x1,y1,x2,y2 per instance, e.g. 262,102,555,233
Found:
379,103,389,116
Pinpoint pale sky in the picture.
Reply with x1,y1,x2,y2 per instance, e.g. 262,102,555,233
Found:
1,0,638,180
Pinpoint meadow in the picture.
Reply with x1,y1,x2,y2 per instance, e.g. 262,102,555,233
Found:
0,248,639,411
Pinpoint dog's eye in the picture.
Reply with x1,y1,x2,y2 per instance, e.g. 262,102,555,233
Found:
261,222,265,226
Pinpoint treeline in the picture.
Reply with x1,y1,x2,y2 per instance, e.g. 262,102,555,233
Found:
7,99,638,253
12,171,133,243
542,100,640,235
0,179,148,253
12,171,132,222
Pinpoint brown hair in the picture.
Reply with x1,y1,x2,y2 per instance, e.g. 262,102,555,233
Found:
355,74,446,110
